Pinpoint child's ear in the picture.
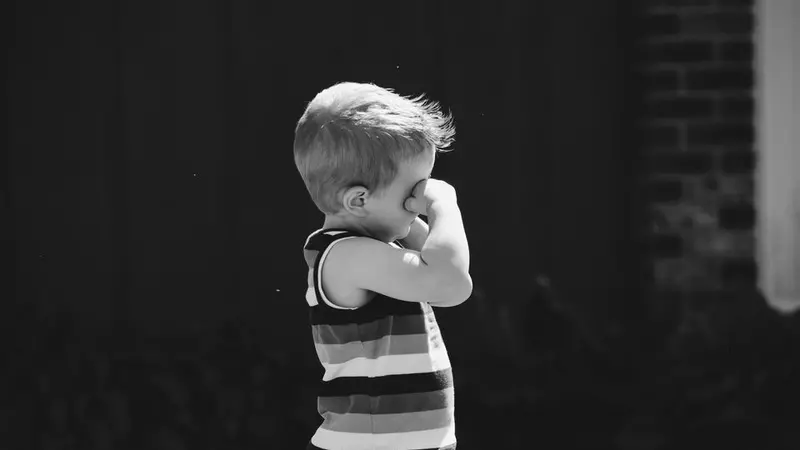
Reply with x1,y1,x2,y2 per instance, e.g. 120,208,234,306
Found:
341,186,369,217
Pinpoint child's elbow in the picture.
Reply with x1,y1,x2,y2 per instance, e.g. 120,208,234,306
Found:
457,273,474,303
434,272,473,307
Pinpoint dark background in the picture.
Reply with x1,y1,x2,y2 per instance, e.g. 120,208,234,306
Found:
6,0,635,334
7,1,799,449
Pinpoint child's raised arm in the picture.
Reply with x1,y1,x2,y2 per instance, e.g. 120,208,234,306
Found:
415,179,470,278
324,179,472,307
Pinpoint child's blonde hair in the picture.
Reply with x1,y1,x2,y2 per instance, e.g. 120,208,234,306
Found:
293,82,455,214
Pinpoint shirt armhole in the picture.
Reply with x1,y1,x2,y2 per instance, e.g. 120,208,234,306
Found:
314,235,360,310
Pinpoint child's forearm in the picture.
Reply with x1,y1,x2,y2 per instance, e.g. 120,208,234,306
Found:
421,202,470,275
399,217,429,251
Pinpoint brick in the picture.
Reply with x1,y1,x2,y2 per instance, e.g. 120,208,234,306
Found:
720,41,753,63
643,124,681,147
681,12,754,35
717,175,754,201
686,123,754,145
647,179,684,202
692,230,755,257
648,151,714,174
721,150,755,173
718,96,753,119
641,41,714,63
645,97,715,119
648,234,684,258
686,68,753,91
653,204,718,230
643,70,681,91
720,258,757,285
684,174,718,205
719,204,756,229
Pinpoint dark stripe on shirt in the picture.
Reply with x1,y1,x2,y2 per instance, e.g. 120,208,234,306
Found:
320,368,453,398
318,387,454,415
311,312,431,344
309,294,427,326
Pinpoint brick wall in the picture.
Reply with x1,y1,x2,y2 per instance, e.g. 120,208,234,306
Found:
635,0,757,293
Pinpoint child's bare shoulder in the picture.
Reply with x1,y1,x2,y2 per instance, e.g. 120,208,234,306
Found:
321,236,460,307
320,237,393,309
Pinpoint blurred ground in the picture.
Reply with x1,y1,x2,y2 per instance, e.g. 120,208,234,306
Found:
3,285,799,450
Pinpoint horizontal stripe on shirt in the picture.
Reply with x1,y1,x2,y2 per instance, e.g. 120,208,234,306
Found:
311,423,456,450
321,407,454,434
320,368,453,398
309,294,428,326
321,346,450,381
315,331,434,365
311,313,433,345
318,387,454,415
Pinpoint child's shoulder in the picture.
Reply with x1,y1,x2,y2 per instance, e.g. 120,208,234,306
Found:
315,230,452,307
312,232,396,309
305,228,400,251
305,228,398,271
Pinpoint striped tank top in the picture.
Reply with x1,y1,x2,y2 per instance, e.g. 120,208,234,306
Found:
303,229,456,450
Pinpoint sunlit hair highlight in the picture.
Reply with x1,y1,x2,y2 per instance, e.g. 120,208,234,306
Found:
293,82,455,215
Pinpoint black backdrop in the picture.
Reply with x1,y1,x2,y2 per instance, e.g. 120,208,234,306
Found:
10,3,800,450
7,0,637,337
4,0,643,447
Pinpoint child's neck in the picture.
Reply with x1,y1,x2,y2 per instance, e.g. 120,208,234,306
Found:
323,214,367,235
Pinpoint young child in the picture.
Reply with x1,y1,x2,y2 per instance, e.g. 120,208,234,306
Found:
293,82,472,450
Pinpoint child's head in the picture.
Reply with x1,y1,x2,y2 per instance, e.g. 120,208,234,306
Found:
293,82,454,218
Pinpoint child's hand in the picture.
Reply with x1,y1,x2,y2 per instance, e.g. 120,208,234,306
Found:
404,178,458,216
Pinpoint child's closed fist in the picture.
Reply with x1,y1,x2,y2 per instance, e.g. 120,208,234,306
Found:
404,178,458,216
